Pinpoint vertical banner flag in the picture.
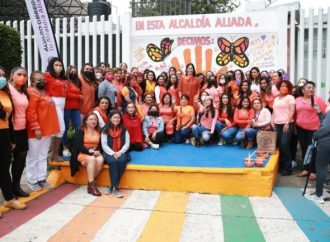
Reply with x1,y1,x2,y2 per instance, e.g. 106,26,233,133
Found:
25,0,58,70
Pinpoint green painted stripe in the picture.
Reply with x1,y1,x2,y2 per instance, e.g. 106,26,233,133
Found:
221,195,265,242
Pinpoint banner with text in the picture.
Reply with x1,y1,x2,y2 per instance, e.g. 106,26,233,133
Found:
25,0,58,70
130,10,288,74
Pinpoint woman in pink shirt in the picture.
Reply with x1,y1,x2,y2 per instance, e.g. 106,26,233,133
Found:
191,95,218,147
159,93,175,138
251,98,272,131
296,81,326,179
271,80,296,176
205,75,222,109
8,67,30,197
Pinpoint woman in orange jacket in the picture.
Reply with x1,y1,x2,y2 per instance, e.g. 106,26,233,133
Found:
26,71,60,191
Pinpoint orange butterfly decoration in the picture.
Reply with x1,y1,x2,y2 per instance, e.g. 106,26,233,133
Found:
146,37,174,62
216,37,249,68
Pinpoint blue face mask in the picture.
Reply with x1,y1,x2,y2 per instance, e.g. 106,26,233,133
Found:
0,77,7,89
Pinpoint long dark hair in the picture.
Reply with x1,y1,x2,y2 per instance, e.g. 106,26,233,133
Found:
185,63,196,76
238,97,251,109
66,65,82,90
203,97,216,118
47,57,66,79
103,110,126,134
80,63,96,84
207,75,218,88
219,93,234,118
167,74,178,89
98,96,112,114
238,80,252,98
260,77,272,95
249,66,260,84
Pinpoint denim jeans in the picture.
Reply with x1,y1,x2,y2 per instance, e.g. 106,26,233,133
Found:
174,127,192,143
221,127,238,141
235,128,257,142
275,123,293,173
315,142,330,197
105,153,128,188
192,125,210,139
63,109,81,146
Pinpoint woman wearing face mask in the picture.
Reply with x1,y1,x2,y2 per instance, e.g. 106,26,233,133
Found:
93,96,112,128
154,75,167,105
178,63,200,110
234,69,245,86
102,110,130,198
122,102,145,151
205,75,223,109
141,93,155,118
8,67,30,197
79,63,96,119
45,57,67,162
143,104,165,149
94,67,103,85
234,97,256,149
0,66,26,215
167,74,179,105
62,65,83,158
191,95,219,147
295,81,326,179
99,69,117,109
218,93,237,145
271,80,295,176
26,71,60,191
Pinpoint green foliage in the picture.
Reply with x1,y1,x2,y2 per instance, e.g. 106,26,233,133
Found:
191,0,240,14
0,24,22,75
131,0,240,17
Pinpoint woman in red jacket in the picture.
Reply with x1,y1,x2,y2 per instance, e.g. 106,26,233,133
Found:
26,71,60,191
122,102,145,151
62,65,82,157
45,57,67,161
79,63,97,118
234,97,256,149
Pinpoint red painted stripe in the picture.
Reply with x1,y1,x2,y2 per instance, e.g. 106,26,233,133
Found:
0,184,79,238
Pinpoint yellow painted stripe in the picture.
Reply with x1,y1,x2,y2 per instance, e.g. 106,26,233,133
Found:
138,191,189,242
48,190,132,242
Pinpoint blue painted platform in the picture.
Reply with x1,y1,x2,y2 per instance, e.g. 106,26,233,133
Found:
130,144,268,168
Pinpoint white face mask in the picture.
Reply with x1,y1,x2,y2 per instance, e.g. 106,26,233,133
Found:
95,73,103,79
220,79,226,84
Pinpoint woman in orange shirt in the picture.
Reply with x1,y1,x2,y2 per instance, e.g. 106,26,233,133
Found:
236,80,259,107
178,63,200,109
26,71,60,191
79,63,97,119
171,94,195,143
234,97,256,149
167,74,179,105
70,112,104,196
159,93,175,139
260,77,275,110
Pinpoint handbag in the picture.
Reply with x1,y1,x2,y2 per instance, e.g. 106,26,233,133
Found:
257,130,277,154
303,140,317,166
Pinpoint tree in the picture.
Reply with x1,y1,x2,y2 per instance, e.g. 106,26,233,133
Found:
0,24,22,74
191,0,240,14
131,0,240,17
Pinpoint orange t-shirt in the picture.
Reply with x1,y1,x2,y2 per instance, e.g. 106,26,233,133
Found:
0,90,12,129
178,76,200,106
175,105,194,129
79,77,96,115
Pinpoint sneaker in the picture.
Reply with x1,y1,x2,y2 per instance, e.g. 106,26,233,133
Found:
28,182,42,192
232,139,238,145
104,186,113,195
185,139,190,144
304,193,325,204
62,149,71,157
150,143,159,149
38,180,52,190
4,199,26,210
114,189,124,198
217,139,224,146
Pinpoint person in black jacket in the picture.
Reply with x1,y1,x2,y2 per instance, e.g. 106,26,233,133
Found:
305,97,330,204
70,112,104,196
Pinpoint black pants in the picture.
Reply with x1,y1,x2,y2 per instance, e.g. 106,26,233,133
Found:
150,132,164,145
275,123,293,173
105,153,128,188
129,143,144,151
0,129,14,201
315,141,330,197
290,125,298,161
11,129,28,187
297,127,316,172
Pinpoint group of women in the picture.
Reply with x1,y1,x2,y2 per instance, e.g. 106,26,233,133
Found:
0,60,329,218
